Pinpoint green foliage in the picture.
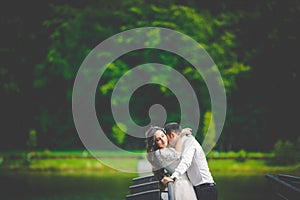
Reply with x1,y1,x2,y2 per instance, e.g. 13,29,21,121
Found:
235,149,247,162
271,138,300,165
22,152,32,167
26,129,37,150
2,150,299,174
206,151,272,159
112,123,127,145
34,1,250,147
82,150,89,158
226,151,236,158
43,149,52,157
208,159,300,175
202,111,217,151
207,150,220,159
0,154,139,173
1,0,299,152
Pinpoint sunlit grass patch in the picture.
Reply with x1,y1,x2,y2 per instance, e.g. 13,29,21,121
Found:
0,157,139,174
208,159,300,175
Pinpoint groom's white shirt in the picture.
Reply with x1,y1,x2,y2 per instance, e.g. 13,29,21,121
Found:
170,135,214,186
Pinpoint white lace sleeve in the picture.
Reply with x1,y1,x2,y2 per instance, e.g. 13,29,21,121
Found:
155,148,180,172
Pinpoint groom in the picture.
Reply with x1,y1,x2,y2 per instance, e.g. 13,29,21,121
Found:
161,122,217,200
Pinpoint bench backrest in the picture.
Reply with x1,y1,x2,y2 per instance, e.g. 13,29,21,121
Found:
126,175,175,200
132,175,156,185
125,189,161,200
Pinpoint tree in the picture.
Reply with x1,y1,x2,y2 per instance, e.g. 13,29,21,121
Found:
36,0,249,149
202,111,217,151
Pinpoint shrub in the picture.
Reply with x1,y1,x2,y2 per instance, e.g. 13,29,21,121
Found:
26,129,37,150
22,152,32,166
207,150,219,159
43,149,52,158
227,151,236,158
235,149,247,162
271,139,299,165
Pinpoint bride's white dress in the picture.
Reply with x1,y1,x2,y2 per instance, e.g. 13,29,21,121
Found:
155,148,197,200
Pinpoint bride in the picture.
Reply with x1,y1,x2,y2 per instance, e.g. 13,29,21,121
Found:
145,126,197,200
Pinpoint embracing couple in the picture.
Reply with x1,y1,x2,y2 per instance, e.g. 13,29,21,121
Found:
145,122,217,200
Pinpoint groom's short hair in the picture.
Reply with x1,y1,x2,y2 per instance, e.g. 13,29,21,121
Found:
164,122,182,135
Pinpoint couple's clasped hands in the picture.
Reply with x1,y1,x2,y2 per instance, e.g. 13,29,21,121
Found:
161,176,174,185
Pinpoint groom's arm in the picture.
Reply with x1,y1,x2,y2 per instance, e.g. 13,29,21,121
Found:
170,137,196,180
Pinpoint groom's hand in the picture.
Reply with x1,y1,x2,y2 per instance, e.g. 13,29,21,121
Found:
180,128,192,137
161,176,174,185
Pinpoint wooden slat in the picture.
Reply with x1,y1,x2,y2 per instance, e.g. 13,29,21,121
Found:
132,175,155,185
266,174,300,200
127,175,175,200
125,189,161,200
129,181,160,194
278,174,300,187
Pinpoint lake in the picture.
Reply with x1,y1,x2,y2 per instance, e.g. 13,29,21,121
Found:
0,172,275,200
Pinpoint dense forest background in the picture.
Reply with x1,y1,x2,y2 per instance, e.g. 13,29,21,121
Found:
1,0,299,151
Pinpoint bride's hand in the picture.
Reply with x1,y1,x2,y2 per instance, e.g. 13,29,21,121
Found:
180,128,192,137
161,176,174,185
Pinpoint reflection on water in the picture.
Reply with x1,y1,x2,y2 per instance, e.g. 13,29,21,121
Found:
214,173,274,200
0,172,135,200
0,172,274,200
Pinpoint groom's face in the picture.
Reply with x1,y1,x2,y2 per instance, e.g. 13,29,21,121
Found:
166,132,177,147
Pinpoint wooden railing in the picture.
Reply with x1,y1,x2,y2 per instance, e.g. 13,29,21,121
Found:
125,175,175,200
265,174,300,200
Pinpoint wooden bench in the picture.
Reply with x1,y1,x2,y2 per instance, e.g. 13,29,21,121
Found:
125,175,175,200
265,174,300,200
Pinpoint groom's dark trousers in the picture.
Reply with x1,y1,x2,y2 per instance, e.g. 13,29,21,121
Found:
194,182,217,200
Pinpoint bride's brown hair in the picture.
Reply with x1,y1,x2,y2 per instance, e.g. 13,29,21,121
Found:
145,126,168,190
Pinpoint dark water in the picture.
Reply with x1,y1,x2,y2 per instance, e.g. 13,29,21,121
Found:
0,172,135,200
214,173,274,200
0,172,274,200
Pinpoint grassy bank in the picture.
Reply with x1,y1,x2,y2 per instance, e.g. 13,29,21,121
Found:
0,150,299,175
0,158,139,174
208,159,300,175
0,150,273,159
0,149,145,158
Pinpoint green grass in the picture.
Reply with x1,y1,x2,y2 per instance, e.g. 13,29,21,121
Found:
1,150,299,176
208,159,300,175
0,150,273,158
0,158,139,174
0,150,141,174
206,150,273,159
0,149,146,158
